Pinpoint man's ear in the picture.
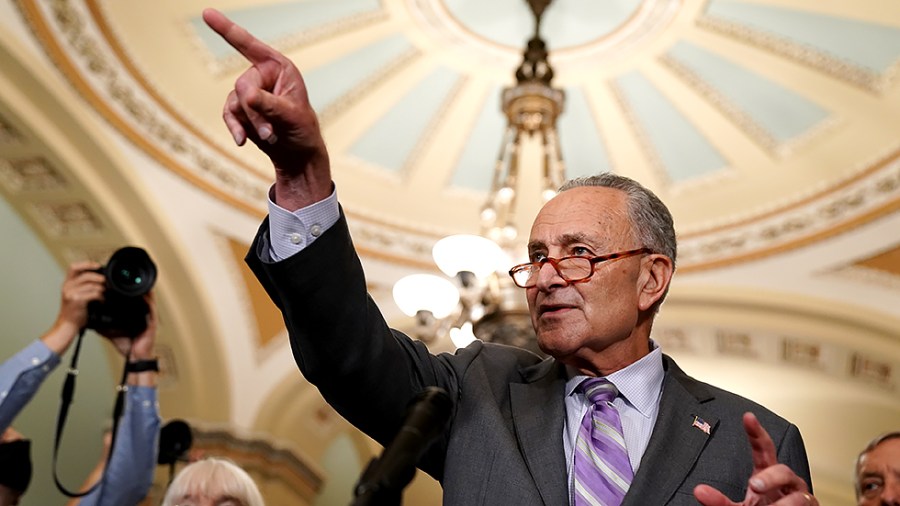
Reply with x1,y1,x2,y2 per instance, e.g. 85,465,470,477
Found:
637,254,673,311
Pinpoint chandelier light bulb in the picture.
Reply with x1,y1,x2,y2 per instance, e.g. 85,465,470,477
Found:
502,225,517,242
433,234,506,280
542,188,557,202
392,274,460,319
497,186,515,203
480,207,497,223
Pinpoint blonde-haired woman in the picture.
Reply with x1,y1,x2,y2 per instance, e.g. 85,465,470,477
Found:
162,457,264,506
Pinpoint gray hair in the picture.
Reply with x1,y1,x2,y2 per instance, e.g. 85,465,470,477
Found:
162,457,265,506
559,173,677,310
855,431,900,499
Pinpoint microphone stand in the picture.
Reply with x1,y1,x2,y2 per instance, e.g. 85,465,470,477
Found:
350,387,453,506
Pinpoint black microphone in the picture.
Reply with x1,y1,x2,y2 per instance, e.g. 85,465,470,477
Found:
351,386,453,506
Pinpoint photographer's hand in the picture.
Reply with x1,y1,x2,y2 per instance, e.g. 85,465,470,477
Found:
41,262,105,355
110,292,159,387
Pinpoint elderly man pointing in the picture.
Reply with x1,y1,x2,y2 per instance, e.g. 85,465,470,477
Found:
203,8,816,506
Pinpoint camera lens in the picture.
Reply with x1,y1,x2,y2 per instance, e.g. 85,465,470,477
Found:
105,247,156,297
110,267,147,292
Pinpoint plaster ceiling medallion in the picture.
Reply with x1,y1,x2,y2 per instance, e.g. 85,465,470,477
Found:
408,0,682,67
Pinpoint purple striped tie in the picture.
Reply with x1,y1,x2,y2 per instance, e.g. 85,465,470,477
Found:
573,378,633,506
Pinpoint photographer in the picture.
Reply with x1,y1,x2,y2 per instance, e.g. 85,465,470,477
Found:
0,261,161,506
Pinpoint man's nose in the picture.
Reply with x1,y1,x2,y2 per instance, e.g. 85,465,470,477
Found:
534,261,565,290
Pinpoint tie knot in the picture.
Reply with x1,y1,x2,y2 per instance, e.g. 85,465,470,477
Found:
579,378,618,405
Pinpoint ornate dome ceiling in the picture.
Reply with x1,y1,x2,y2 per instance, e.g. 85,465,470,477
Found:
1,1,899,504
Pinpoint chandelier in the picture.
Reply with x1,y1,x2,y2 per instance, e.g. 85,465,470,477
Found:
392,0,565,356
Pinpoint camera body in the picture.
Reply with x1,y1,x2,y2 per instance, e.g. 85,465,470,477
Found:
86,246,157,338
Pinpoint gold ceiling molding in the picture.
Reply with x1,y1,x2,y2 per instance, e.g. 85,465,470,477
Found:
660,53,838,158
655,322,898,394
697,13,898,93
30,200,104,236
0,156,109,239
0,114,22,145
345,148,900,272
348,217,441,271
15,0,269,217
826,245,900,291
185,424,324,502
679,152,900,270
855,244,900,277
0,156,68,192
225,236,285,351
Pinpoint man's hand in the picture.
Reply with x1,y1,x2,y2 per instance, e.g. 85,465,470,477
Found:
202,8,332,211
42,261,105,355
694,412,816,506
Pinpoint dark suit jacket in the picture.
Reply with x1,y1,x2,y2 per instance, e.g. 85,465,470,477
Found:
248,213,812,505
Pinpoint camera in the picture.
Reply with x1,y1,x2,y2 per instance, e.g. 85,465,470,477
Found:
86,246,157,338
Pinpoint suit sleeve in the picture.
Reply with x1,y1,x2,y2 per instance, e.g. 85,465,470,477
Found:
246,213,459,475
775,423,813,492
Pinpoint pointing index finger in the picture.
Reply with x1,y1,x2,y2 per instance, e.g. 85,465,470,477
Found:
744,412,778,471
202,8,279,65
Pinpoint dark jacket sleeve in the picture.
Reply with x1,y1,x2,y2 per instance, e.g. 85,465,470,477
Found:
245,213,460,478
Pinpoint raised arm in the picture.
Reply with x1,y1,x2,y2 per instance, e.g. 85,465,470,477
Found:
202,8,332,210
77,293,161,506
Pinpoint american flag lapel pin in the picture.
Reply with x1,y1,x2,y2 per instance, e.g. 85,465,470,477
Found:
691,415,711,435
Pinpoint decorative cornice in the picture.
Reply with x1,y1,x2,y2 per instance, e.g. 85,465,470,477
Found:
189,424,323,500
0,157,68,192
825,264,900,292
655,322,897,394
678,153,900,269
0,113,23,145
16,0,270,216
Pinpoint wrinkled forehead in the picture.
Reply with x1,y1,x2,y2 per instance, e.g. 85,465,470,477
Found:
529,187,633,245
858,438,900,474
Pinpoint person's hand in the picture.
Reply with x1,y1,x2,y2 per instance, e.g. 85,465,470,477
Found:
107,292,157,361
42,261,105,354
202,8,332,211
694,412,816,506
1,427,24,443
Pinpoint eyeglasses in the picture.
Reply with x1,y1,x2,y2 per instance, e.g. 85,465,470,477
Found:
508,247,652,288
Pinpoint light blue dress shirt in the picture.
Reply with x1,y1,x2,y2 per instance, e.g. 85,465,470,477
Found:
0,340,160,505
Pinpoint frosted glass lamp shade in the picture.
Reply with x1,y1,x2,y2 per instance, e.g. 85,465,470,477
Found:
433,234,506,279
392,274,460,319
449,322,477,349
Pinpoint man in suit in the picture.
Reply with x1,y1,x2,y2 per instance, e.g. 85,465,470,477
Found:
855,432,900,505
204,8,817,505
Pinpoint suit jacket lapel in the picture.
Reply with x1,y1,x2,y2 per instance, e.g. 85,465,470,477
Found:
510,359,569,506
623,356,717,506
